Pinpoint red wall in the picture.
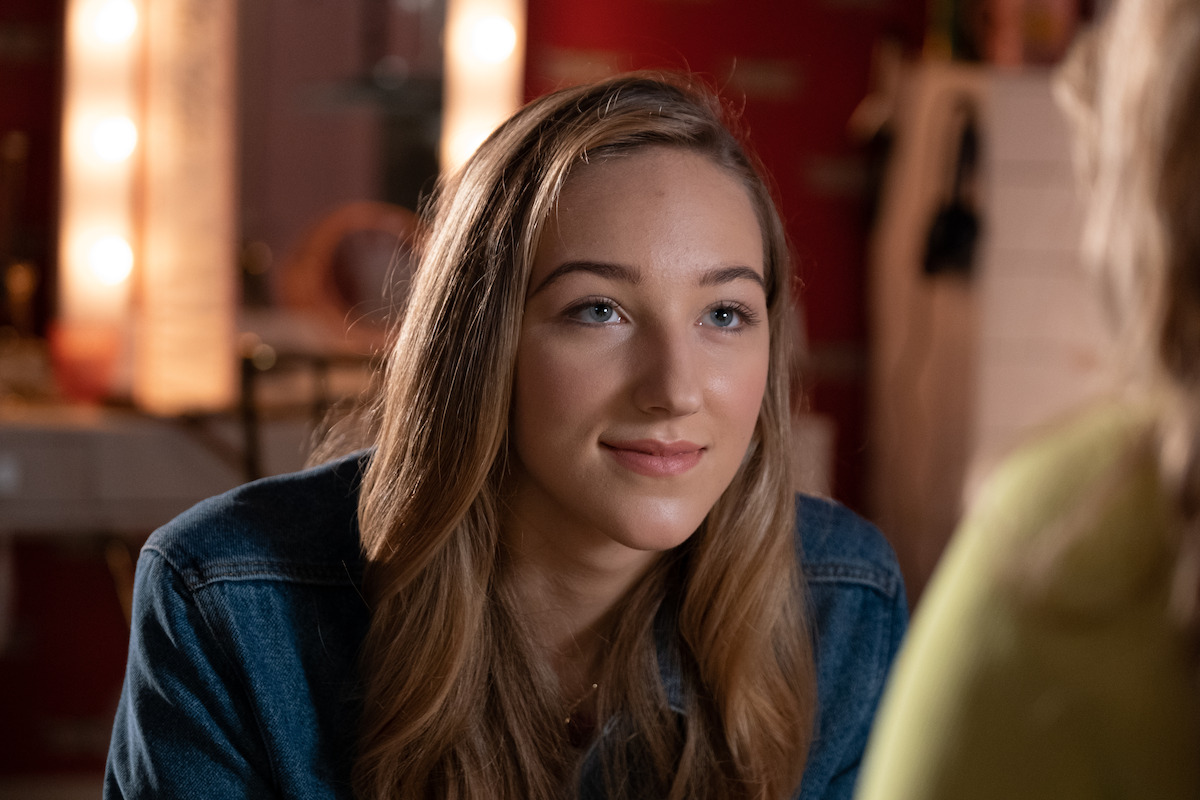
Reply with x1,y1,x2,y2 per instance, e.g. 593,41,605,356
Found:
0,540,134,776
524,0,925,510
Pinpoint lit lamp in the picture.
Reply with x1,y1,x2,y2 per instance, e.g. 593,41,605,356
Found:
441,0,527,172
58,0,236,414
56,0,142,401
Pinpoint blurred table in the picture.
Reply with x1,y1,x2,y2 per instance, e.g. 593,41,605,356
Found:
0,403,312,537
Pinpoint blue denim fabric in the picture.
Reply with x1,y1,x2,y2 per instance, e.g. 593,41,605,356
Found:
105,452,905,799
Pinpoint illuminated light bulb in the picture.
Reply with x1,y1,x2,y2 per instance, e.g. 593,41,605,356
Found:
89,235,134,285
91,116,138,162
467,15,517,64
91,0,139,44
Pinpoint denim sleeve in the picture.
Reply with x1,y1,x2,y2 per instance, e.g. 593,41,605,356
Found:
800,574,908,800
104,548,274,799
794,497,909,800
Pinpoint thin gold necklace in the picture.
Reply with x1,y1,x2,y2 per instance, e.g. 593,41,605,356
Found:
564,682,600,748
564,682,599,726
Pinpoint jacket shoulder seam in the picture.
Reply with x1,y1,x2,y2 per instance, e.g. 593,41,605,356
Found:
143,545,361,592
803,561,901,598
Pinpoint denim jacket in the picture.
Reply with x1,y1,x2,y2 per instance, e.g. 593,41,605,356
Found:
105,451,906,799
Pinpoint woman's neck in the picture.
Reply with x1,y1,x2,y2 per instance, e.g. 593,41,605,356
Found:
500,523,658,695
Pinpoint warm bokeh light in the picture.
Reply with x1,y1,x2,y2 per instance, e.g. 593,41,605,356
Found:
90,0,138,44
441,0,525,172
91,115,138,162
88,234,134,285
446,124,493,169
61,0,238,410
60,0,140,354
467,15,517,64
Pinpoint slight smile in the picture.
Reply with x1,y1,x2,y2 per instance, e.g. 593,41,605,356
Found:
601,439,705,477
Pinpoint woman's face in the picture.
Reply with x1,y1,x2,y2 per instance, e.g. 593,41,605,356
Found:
506,145,771,571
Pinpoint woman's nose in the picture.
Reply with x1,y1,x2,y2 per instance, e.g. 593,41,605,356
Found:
630,327,703,416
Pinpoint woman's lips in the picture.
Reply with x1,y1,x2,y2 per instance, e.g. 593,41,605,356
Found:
601,440,704,477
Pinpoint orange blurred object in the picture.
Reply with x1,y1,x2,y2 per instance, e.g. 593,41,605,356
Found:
48,321,122,404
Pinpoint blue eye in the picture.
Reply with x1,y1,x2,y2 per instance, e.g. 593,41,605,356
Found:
585,303,615,323
699,302,760,330
569,299,623,324
705,309,734,328
706,306,739,328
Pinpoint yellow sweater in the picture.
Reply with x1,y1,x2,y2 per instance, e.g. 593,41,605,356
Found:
856,401,1200,799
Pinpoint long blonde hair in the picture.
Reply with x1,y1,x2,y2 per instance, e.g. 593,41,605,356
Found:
353,74,815,799
1059,0,1200,642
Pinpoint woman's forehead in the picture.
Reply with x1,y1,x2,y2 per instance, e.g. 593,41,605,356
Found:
532,147,764,279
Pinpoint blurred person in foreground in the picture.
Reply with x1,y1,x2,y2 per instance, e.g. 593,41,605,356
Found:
104,73,907,800
855,0,1200,797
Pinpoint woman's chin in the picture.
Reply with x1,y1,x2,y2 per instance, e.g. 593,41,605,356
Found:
599,502,710,554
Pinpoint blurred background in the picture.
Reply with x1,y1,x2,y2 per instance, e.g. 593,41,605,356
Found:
1,0,1109,794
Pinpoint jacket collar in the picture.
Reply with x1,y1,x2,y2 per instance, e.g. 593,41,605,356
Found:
653,586,687,716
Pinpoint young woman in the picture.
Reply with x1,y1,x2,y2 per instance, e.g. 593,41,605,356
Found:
856,1,1200,797
105,73,906,800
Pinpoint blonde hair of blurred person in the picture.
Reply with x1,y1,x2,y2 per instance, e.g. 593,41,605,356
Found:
1066,0,1200,635
353,74,814,800
855,1,1200,798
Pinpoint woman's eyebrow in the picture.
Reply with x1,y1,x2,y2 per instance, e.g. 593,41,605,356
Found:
530,260,641,295
530,261,765,296
699,265,766,290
